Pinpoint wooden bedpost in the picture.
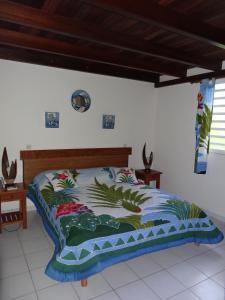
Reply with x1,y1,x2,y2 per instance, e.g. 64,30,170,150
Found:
81,279,88,287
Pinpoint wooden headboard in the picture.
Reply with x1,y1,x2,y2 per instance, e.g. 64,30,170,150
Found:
20,147,132,187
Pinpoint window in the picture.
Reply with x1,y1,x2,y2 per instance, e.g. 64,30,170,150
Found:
210,80,225,152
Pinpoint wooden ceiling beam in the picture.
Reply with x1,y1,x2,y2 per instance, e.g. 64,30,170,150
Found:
155,69,225,88
88,0,225,50
0,1,220,71
0,45,158,83
0,28,186,77
42,0,61,13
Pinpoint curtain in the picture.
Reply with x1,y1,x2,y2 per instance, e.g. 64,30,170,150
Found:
194,78,215,174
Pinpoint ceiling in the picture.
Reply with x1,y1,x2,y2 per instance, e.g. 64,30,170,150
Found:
0,0,225,86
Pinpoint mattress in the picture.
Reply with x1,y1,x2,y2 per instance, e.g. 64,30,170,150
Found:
27,167,224,282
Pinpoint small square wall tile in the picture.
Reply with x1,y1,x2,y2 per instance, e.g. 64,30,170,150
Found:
143,270,185,300
72,273,112,300
191,278,225,300
116,279,160,300
0,272,35,300
102,262,138,289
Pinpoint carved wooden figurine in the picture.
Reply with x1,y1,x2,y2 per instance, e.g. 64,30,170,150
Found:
1,147,17,185
142,143,153,172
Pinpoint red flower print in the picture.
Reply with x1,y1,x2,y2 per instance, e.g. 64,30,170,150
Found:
57,173,68,180
197,92,204,109
122,169,132,176
56,202,92,218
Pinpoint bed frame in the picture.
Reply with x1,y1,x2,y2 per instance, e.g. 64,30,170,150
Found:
20,147,132,187
20,147,132,287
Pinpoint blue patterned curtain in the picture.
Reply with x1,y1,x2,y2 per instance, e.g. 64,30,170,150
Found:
194,78,215,174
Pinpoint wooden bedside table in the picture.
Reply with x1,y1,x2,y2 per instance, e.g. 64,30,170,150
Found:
0,183,28,233
135,169,162,188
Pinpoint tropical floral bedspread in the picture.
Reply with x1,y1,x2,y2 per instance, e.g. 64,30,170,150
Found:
28,167,224,282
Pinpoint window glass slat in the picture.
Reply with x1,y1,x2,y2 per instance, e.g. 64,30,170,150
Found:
210,81,225,153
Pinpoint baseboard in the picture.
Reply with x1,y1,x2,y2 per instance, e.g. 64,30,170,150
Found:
204,209,225,223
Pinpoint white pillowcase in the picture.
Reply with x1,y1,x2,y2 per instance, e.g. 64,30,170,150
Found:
114,167,138,184
46,170,77,191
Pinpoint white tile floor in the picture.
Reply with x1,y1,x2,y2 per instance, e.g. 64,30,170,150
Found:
0,211,225,300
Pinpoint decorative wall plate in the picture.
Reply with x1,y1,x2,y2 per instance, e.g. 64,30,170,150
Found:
71,90,91,113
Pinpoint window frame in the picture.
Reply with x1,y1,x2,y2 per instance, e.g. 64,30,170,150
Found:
209,79,225,155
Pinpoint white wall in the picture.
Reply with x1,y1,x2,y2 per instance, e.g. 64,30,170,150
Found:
0,59,157,182
154,83,225,219
4,59,223,218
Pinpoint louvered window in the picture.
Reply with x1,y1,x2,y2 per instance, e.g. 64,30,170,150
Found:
210,80,225,152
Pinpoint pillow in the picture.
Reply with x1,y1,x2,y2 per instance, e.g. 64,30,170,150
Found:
114,167,138,184
46,170,77,191
75,167,114,186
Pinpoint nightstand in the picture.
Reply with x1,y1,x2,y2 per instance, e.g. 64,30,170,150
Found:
0,183,28,233
135,169,162,188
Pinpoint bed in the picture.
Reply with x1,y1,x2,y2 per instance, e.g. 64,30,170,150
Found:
21,147,224,286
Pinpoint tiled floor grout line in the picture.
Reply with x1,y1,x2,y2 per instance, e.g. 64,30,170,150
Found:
109,259,165,300
20,237,51,256
90,288,122,300
166,288,202,300
140,277,165,300
190,275,225,290
96,240,225,300
165,261,208,288
0,269,28,281
185,251,225,278
13,291,39,300
101,264,163,300
124,259,162,278
69,282,81,300
1,211,225,300
186,287,206,300
113,288,124,300
102,273,140,292
123,244,225,299
16,229,40,300
19,214,55,298
210,273,225,289
124,259,167,299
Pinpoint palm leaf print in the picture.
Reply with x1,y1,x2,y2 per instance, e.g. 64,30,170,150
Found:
57,178,75,189
119,174,135,184
116,215,154,229
87,178,151,213
41,183,79,208
198,104,213,152
69,169,79,181
152,199,203,220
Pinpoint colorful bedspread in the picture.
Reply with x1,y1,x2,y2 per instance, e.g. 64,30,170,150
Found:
28,167,224,282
